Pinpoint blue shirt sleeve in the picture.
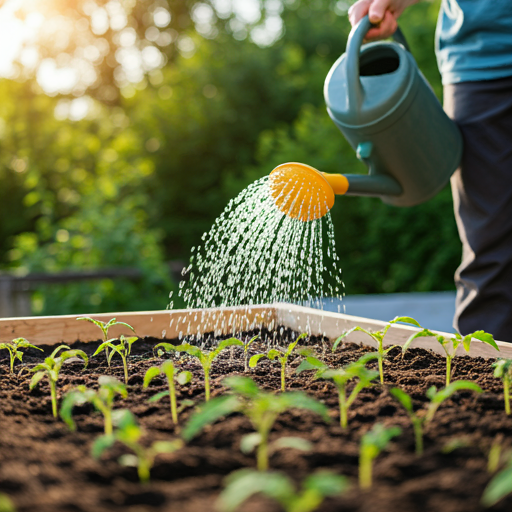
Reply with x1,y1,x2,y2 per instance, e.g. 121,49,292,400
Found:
436,0,512,85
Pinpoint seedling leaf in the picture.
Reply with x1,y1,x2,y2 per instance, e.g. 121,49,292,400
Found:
240,433,262,454
92,434,116,459
177,371,193,385
390,388,413,413
224,376,260,398
148,391,170,403
182,395,240,442
481,463,512,507
249,354,266,368
273,436,313,452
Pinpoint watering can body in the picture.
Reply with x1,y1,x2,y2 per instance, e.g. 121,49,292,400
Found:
324,16,463,207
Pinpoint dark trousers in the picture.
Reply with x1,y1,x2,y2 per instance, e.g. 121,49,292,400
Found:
444,76,512,342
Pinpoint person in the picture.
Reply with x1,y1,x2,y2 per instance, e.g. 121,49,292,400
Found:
348,0,512,342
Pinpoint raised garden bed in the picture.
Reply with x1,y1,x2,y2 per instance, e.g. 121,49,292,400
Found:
1,304,512,512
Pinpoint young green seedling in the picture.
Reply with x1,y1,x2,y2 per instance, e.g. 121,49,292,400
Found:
77,317,135,367
0,338,43,373
60,376,127,435
482,454,512,507
403,328,498,386
249,333,309,391
333,317,421,384
241,335,259,372
492,358,512,415
217,468,348,512
92,409,183,483
391,381,482,455
155,338,243,401
144,361,193,425
182,376,329,471
27,345,88,418
93,334,138,384
359,423,401,489
296,354,378,428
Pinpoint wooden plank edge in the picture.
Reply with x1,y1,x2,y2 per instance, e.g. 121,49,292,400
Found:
273,303,512,360
0,305,278,346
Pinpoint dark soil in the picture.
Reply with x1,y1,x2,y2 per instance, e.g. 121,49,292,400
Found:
1,329,511,512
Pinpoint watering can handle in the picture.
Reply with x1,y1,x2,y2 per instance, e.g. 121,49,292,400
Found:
346,15,410,110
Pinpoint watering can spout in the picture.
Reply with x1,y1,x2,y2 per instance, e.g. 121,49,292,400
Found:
269,163,402,222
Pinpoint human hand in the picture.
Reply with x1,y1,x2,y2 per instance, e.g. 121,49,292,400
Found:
348,0,419,40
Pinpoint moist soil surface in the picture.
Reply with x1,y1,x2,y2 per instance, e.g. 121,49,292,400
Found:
1,329,511,512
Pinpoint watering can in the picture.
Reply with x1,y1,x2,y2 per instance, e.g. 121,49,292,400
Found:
269,15,463,222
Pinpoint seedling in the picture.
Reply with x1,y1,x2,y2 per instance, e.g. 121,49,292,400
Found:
492,358,512,415
391,381,482,455
92,409,183,483
241,335,259,372
93,335,138,384
27,345,88,417
77,317,135,367
403,328,498,386
155,338,243,401
359,423,401,489
60,376,127,435
217,468,348,512
250,333,309,391
482,453,512,507
333,317,421,384
182,376,329,471
296,354,378,428
144,361,193,425
0,338,42,373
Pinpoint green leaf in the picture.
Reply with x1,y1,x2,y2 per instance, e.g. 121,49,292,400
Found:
245,335,259,348
430,381,482,404
390,316,422,328
224,376,260,398
217,469,295,512
273,436,313,452
279,392,330,422
98,376,127,397
249,353,266,368
240,432,262,454
0,493,16,512
295,357,327,374
402,329,436,353
175,343,202,359
143,367,161,388
493,359,512,379
112,409,138,430
114,321,136,333
390,388,413,413
154,342,179,355
176,371,192,385
466,330,499,352
49,345,70,359
60,390,89,430
29,371,46,390
91,434,116,459
303,470,349,496
267,349,281,360
181,395,240,442
93,342,116,357
285,333,307,356
148,391,170,403
216,338,244,353
361,423,401,452
333,326,376,352
481,463,512,507
60,350,88,368
152,439,183,454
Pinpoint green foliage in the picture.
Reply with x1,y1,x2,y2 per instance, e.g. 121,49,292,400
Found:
60,376,127,435
296,354,378,428
93,335,138,384
241,335,259,372
0,493,15,512
0,338,42,373
391,381,482,455
482,456,512,507
359,423,401,489
403,329,498,386
144,360,193,425
27,345,88,418
92,409,183,483
493,359,512,415
333,317,421,384
217,468,348,512
155,338,243,401
182,376,329,471
250,333,309,391
77,317,135,367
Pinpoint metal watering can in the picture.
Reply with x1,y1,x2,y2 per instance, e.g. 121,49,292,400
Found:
269,15,463,222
